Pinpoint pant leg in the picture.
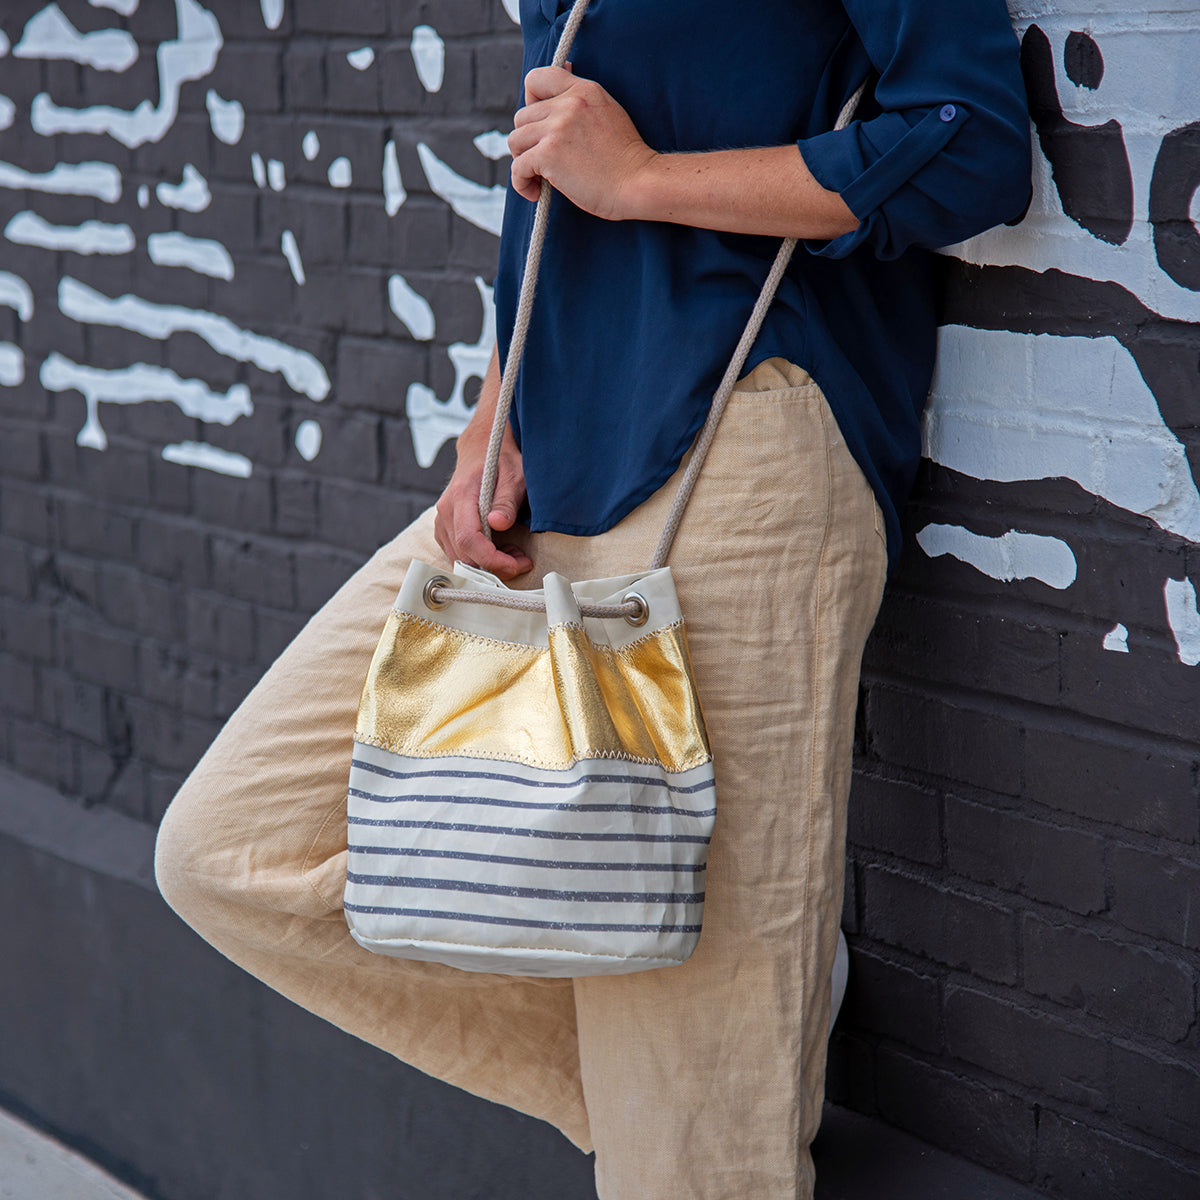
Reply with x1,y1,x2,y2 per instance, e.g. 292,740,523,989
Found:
154,508,593,1149
531,362,888,1199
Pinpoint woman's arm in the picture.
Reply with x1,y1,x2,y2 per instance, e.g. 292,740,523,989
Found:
507,67,860,241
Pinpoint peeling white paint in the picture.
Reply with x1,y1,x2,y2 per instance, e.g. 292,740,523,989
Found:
267,158,286,191
163,441,252,477
927,327,1200,546
407,276,495,467
59,277,331,401
327,157,351,188
137,185,148,208
6,211,134,256
1164,578,1200,667
0,272,34,322
915,524,1078,590
347,47,374,71
388,274,434,341
156,163,210,212
205,89,243,145
260,0,283,31
250,153,267,189
295,419,322,461
473,130,510,161
417,142,505,236
0,344,24,388
0,160,121,203
500,0,520,23
30,0,222,148
41,353,253,450
410,26,445,93
15,4,138,72
302,131,319,162
281,230,305,285
1103,623,1130,654
383,140,406,215
0,97,14,132
90,0,140,14
147,231,234,281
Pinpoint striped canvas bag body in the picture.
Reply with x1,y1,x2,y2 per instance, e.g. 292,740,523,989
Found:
343,0,864,976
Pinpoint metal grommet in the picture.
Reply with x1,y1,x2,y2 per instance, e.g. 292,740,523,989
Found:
422,575,454,611
622,590,649,627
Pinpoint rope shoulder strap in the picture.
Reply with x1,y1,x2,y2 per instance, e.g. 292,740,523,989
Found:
442,0,863,617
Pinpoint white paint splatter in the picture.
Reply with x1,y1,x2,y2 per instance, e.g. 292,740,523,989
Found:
0,160,121,202
347,47,374,70
31,0,222,148
250,152,267,189
915,524,1078,590
156,163,210,212
500,0,520,23
0,344,24,387
473,130,510,161
927,327,1200,546
260,0,283,31
1164,578,1200,667
327,157,351,188
406,276,495,467
417,142,505,236
302,131,319,162
281,230,305,285
15,3,138,72
0,32,9,57
0,97,14,132
383,140,406,215
41,353,253,450
90,0,140,14
267,158,286,191
163,441,252,477
6,211,134,256
410,25,445,93
1103,624,1130,654
147,231,234,280
388,274,434,341
295,419,322,461
137,185,148,208
205,89,243,145
0,272,34,322
59,277,331,401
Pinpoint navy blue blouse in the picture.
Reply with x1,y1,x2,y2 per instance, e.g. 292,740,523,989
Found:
494,0,1032,573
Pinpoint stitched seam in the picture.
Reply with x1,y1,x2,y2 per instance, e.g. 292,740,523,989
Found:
301,795,351,912
391,610,543,653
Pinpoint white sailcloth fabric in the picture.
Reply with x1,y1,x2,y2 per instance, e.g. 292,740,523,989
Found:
345,560,716,976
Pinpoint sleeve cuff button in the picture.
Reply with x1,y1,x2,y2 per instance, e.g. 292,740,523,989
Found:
939,104,957,122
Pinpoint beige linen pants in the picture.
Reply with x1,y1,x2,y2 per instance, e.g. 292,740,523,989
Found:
156,359,887,1200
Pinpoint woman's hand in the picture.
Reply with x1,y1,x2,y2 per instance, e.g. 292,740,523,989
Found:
433,348,533,580
508,65,657,219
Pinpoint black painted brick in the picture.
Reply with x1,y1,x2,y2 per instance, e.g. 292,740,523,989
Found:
208,44,284,113
337,336,426,417
215,663,262,720
474,37,524,111
96,565,183,645
211,536,295,609
847,771,943,866
0,536,33,601
1022,914,1196,1043
184,592,255,663
0,653,38,721
1111,845,1200,951
57,494,135,562
137,515,210,590
943,984,1108,1109
865,685,1023,796
273,474,319,537
1,482,55,545
138,642,216,719
0,596,57,662
317,478,408,556
283,41,326,110
301,411,380,482
192,470,275,536
1112,1042,1200,1150
0,421,42,481
861,865,1019,985
844,945,941,1055
876,1047,1035,1183
58,619,139,693
125,697,220,775
9,718,75,795
1035,1111,1200,1200
294,0,388,35
254,608,308,666
1024,725,1197,843
294,546,360,612
946,796,1106,915
37,668,105,745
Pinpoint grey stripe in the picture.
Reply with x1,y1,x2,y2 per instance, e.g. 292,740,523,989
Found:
346,871,703,905
348,844,707,873
343,901,703,934
347,816,710,843
351,758,714,795
348,786,715,819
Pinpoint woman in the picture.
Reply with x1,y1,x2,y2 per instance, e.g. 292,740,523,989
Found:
156,2,1031,1196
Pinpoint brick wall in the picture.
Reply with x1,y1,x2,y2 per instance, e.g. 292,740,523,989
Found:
0,2,1197,1198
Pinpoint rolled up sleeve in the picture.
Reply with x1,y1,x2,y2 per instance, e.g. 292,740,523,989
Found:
798,0,1032,260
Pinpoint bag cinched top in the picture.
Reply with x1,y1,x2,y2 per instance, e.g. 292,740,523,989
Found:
343,0,864,976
